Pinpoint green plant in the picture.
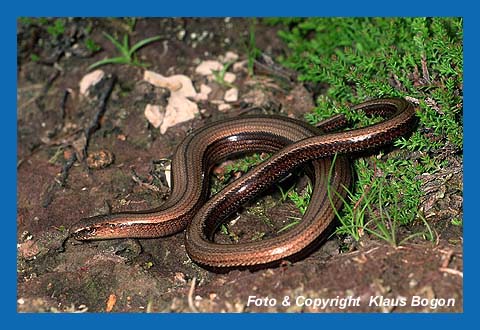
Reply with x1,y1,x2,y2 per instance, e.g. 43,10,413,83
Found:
30,54,40,62
84,38,101,53
276,179,314,234
285,182,312,215
269,17,462,245
451,218,462,226
87,32,162,70
277,216,301,234
125,17,137,32
212,61,235,88
327,155,436,246
19,17,49,26
363,178,435,247
19,18,65,39
246,19,261,76
222,153,270,182
47,19,65,38
275,18,462,151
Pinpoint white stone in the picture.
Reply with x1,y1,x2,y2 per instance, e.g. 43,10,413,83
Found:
233,60,248,72
144,104,164,128
161,93,198,134
218,103,232,112
224,88,238,102
195,60,223,76
143,70,199,134
223,72,236,84
194,84,212,101
143,70,196,97
79,70,105,96
223,51,239,63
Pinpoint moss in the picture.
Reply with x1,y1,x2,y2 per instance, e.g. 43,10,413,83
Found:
268,18,463,242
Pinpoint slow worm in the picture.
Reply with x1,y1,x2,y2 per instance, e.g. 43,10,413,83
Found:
71,98,416,267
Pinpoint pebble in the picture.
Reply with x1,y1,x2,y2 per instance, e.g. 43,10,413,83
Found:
223,72,236,84
194,84,212,101
144,70,199,133
79,69,105,96
195,60,223,76
224,87,238,102
144,104,164,128
218,103,232,112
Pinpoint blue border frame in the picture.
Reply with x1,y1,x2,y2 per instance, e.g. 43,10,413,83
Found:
8,1,474,328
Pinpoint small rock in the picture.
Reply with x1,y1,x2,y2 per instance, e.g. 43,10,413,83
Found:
18,240,40,260
144,70,181,91
79,70,105,96
144,104,164,128
161,93,198,134
409,278,418,288
224,88,238,102
222,51,239,63
195,60,223,76
223,72,236,84
218,103,232,112
243,89,270,106
194,84,212,101
177,30,186,41
117,134,127,141
174,272,187,284
144,70,199,133
86,150,115,169
233,60,247,72
144,70,197,97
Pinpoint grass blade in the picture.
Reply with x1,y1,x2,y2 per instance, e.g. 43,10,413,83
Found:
129,35,163,56
102,32,129,58
88,57,130,71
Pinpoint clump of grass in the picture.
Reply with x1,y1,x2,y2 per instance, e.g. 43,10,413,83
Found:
19,18,67,62
222,153,270,181
278,182,312,216
210,153,269,196
274,18,462,151
19,17,64,38
84,38,102,53
268,17,462,245
46,19,65,38
327,155,436,247
88,32,162,70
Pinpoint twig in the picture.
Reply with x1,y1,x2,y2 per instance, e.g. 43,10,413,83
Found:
42,152,77,208
188,277,199,313
83,75,116,158
254,53,297,84
131,169,161,193
59,89,69,124
439,267,463,278
421,54,431,84
42,76,116,207
440,249,454,268
48,89,72,140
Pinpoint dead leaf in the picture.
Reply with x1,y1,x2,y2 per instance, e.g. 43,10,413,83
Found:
106,294,117,312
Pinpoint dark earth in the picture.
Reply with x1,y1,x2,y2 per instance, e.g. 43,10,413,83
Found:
17,18,463,312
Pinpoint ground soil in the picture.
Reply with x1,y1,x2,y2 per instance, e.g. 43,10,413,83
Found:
17,18,463,313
